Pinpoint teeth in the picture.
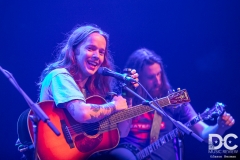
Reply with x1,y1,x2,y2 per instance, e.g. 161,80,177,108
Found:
88,61,97,66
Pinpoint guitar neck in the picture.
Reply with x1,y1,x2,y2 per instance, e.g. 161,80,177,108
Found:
136,114,202,160
99,97,171,129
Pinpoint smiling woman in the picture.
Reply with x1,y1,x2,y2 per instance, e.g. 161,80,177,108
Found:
16,24,139,160
38,24,136,123
74,32,106,79
39,25,113,96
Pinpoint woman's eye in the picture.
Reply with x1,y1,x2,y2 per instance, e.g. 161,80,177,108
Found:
99,50,105,55
87,47,93,51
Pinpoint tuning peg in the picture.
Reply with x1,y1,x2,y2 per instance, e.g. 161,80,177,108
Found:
205,108,210,112
168,90,174,94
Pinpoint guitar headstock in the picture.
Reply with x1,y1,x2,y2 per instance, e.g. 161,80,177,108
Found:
200,102,226,121
168,89,191,105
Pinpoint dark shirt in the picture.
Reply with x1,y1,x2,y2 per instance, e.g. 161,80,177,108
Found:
121,103,197,160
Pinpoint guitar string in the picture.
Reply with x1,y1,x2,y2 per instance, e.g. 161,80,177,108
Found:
68,97,170,131
66,99,172,134
58,91,188,134
67,104,154,130
67,105,157,134
67,100,171,134
66,95,189,132
67,99,175,134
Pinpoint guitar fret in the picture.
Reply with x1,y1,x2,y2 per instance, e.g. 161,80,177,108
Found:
148,145,153,153
158,98,165,106
166,134,170,142
155,139,161,148
139,151,144,159
173,129,177,137
191,115,201,125
160,137,166,145
143,149,148,158
169,130,174,139
158,97,168,106
137,152,141,159
141,150,145,158
174,129,179,137
168,133,172,140
152,143,156,150
164,134,168,142
137,154,142,160
140,149,145,158
168,131,172,139
158,139,162,146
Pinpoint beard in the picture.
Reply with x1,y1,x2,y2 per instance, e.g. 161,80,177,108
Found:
149,87,161,98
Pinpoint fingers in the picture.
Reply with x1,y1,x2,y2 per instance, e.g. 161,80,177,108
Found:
112,95,128,110
130,69,138,79
219,112,235,127
130,69,136,74
226,119,235,126
130,69,139,86
123,68,139,88
112,95,122,100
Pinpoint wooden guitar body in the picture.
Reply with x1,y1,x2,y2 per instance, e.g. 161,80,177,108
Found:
28,96,119,160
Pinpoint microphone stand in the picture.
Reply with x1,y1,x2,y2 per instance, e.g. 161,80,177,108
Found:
0,66,60,160
121,82,204,144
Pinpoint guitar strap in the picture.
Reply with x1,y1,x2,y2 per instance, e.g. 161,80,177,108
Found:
150,110,162,143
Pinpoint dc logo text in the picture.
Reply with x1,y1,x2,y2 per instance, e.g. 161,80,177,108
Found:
209,133,238,150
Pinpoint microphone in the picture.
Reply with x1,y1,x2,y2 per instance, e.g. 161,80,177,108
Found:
97,67,137,83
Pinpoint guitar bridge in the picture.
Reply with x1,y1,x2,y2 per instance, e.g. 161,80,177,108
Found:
60,120,75,148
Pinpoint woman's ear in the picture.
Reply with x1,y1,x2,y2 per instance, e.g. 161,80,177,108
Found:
69,49,76,65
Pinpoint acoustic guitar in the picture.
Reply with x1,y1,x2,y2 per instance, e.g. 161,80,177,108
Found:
22,89,190,159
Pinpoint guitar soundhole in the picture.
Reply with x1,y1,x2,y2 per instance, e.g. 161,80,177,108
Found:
75,133,103,152
82,122,99,136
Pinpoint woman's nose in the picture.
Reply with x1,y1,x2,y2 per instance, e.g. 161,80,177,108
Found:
92,51,100,58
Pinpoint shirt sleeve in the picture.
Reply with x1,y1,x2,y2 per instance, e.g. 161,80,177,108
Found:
178,103,198,123
49,73,86,107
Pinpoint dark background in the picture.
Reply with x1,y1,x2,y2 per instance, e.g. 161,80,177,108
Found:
0,1,239,159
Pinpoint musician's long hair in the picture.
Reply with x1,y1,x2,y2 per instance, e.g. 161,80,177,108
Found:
125,48,171,105
38,24,115,96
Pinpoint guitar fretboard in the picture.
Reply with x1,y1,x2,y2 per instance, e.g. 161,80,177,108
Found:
66,89,191,136
98,97,171,131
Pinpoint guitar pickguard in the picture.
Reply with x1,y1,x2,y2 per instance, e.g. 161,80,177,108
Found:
75,134,103,153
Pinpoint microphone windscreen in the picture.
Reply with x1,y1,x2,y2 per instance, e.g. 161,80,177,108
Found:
97,67,104,74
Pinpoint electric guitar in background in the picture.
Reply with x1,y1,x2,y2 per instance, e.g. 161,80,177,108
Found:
125,102,225,160
19,89,190,160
